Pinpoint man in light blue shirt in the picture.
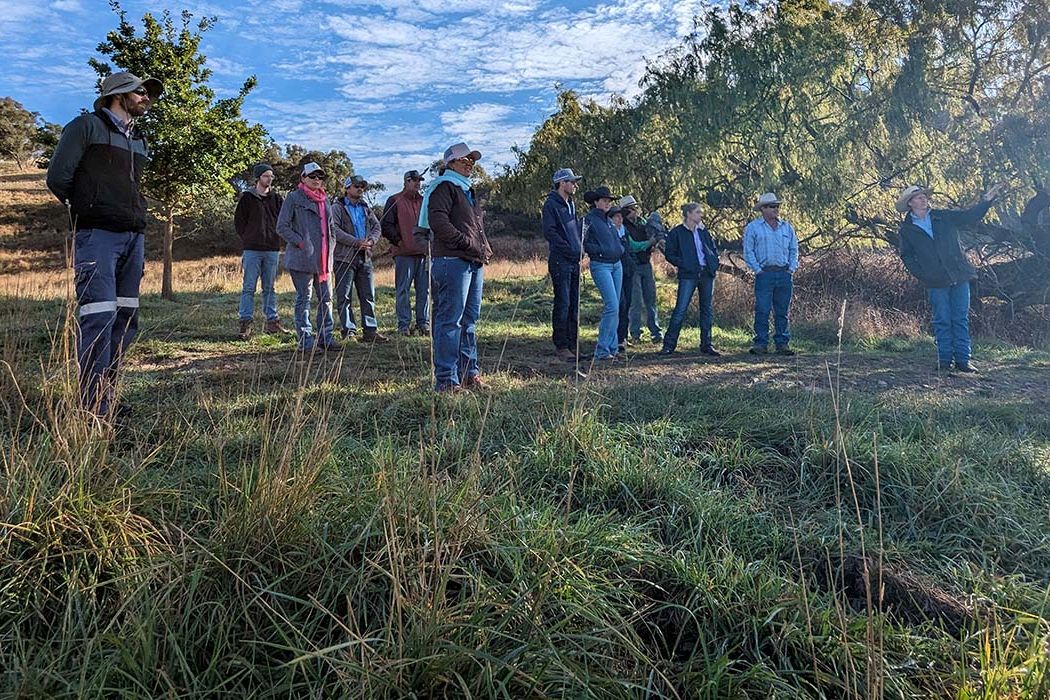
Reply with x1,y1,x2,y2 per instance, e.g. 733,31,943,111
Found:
743,192,799,355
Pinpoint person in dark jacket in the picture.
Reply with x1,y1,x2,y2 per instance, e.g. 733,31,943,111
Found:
582,186,625,361
542,167,585,360
620,196,662,345
382,170,429,336
46,71,163,419
234,163,288,340
896,182,1004,372
660,202,721,356
419,142,493,392
331,174,386,343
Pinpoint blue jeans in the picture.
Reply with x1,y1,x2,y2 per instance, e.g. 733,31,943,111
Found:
238,250,279,322
590,260,622,358
394,255,430,331
73,228,144,415
663,274,714,351
431,257,483,388
549,255,580,350
928,282,971,364
629,261,662,340
334,257,377,336
289,270,335,349
753,270,792,348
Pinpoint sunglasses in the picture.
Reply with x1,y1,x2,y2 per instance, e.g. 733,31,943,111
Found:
131,87,151,97
305,173,325,180
350,183,366,189
763,204,780,209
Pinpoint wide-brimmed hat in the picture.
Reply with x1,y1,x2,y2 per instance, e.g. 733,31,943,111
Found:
618,195,640,209
93,71,164,111
552,168,583,184
895,185,931,213
753,192,782,211
443,142,482,165
583,185,621,204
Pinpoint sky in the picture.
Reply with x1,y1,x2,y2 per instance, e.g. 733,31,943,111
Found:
0,0,707,191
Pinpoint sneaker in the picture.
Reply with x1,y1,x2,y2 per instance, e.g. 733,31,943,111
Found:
462,375,488,390
954,361,978,373
749,346,768,355
264,319,291,335
361,331,389,343
699,346,721,356
775,346,796,356
238,319,253,341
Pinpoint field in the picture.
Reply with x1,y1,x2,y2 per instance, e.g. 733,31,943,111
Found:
2,166,1050,697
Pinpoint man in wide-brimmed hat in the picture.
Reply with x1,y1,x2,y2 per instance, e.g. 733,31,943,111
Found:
46,71,164,421
542,168,585,360
896,182,1005,373
743,192,799,355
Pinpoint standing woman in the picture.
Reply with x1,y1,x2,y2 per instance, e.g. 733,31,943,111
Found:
276,162,339,351
582,186,625,361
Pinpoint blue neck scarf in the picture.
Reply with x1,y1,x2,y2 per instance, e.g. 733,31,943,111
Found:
418,170,473,229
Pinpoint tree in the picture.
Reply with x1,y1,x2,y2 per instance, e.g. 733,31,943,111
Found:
0,97,42,167
91,2,268,300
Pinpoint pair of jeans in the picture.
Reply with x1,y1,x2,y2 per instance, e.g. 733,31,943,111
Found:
617,259,635,344
549,256,580,350
289,270,335,349
394,255,430,332
73,228,144,415
589,260,622,359
753,270,792,348
662,274,714,351
629,261,662,340
928,281,971,364
431,257,483,388
238,250,280,322
334,257,377,336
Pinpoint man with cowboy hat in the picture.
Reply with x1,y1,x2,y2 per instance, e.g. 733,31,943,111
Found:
743,192,799,355
46,71,163,420
542,167,585,360
896,182,1005,372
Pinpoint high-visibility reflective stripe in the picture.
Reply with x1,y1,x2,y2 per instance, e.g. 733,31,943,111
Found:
116,296,139,308
79,301,118,317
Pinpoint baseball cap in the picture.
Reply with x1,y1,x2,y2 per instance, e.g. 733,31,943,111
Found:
403,169,425,181
301,162,326,178
442,142,482,165
343,174,368,188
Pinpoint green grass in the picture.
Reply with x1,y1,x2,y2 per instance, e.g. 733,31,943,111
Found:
2,272,1049,698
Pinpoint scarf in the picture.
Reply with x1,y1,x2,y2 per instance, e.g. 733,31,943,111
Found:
418,170,473,230
298,183,330,282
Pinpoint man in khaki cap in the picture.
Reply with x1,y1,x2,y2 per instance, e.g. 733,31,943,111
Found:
46,71,163,421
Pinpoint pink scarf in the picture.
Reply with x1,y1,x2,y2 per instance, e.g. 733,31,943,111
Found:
298,183,330,282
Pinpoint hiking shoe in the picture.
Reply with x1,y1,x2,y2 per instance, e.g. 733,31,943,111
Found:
462,375,488,391
775,346,796,356
264,319,291,335
436,383,465,394
361,331,389,343
556,348,576,361
699,346,721,356
238,320,253,340
748,345,768,355
954,362,978,373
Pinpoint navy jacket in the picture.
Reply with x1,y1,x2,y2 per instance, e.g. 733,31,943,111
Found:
665,224,719,279
583,208,625,264
541,190,582,262
898,201,990,288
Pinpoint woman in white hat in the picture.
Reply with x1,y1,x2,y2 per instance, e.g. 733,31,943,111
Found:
896,182,1004,372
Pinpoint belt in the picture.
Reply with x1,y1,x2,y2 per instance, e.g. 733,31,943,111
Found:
762,264,789,272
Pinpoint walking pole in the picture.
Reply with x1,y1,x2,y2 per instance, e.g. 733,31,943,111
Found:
575,215,587,380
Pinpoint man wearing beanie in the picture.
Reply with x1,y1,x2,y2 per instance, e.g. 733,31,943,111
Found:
234,163,288,339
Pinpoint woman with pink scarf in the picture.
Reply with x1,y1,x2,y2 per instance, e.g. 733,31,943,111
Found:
275,162,339,351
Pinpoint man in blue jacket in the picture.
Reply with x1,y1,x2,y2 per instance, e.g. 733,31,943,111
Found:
542,168,585,360
660,202,721,356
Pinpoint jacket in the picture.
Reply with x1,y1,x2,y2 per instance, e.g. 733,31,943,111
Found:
276,188,336,275
624,217,652,265
583,208,625,264
665,224,719,279
234,189,284,252
541,190,582,262
46,108,149,232
898,202,990,288
426,181,492,264
381,190,425,257
330,196,381,263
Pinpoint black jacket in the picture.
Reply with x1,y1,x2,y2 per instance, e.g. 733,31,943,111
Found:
624,218,651,265
665,224,719,279
541,190,582,262
47,108,150,232
583,208,625,263
898,201,990,288
234,190,284,251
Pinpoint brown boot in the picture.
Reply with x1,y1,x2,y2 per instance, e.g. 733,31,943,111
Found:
264,319,291,335
238,319,253,340
361,331,389,343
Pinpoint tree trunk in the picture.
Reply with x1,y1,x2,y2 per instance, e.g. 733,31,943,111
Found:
162,207,175,301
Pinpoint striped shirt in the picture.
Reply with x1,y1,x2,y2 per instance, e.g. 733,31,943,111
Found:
743,217,799,273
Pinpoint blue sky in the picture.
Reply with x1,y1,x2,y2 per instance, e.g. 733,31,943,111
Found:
0,0,706,190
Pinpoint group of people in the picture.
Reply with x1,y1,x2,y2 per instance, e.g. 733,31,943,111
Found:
46,71,1006,418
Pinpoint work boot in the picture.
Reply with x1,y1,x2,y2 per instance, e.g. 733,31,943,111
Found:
775,345,796,356
361,331,389,343
462,374,488,391
264,319,292,335
954,361,978,373
238,320,253,340
748,345,767,355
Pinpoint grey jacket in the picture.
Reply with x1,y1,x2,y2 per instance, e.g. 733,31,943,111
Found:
330,196,381,263
276,188,336,276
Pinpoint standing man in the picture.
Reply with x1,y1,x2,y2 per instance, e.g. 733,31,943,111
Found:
896,183,1004,372
331,174,387,343
660,202,720,356
382,169,429,336
420,142,492,393
234,163,288,340
620,195,662,345
46,71,163,418
542,167,584,360
744,192,799,356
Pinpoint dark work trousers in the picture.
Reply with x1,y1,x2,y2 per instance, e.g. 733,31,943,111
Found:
334,256,378,337
617,256,636,344
549,255,580,350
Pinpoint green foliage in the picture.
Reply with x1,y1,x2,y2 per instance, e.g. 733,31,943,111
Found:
0,97,57,167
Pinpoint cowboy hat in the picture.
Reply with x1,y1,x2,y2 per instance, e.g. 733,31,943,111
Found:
895,185,931,213
583,185,621,204
753,192,782,211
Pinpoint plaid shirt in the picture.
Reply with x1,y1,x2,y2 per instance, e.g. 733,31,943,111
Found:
743,217,799,273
